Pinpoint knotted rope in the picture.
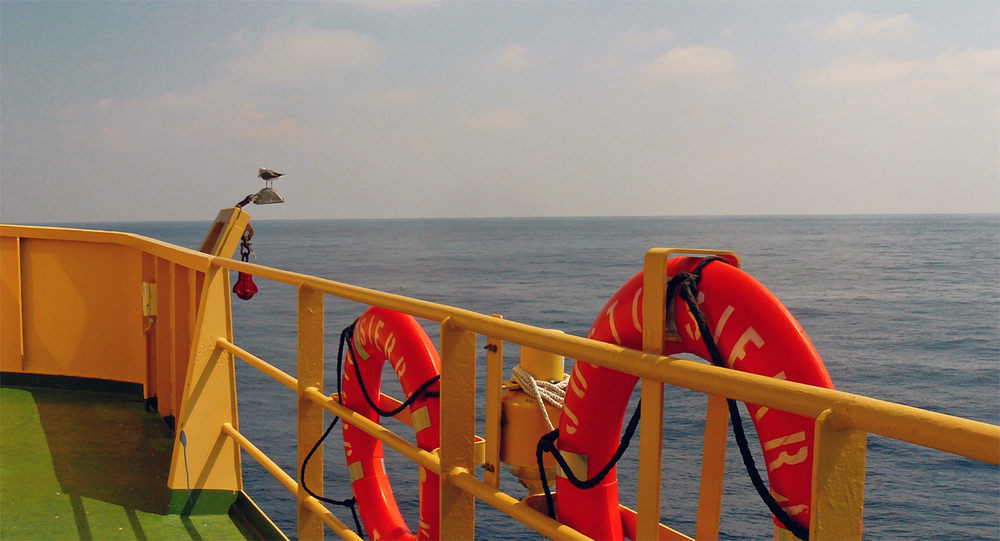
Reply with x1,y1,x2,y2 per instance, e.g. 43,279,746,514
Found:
507,365,569,431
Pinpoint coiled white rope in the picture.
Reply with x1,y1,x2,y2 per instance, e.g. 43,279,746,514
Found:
508,365,570,432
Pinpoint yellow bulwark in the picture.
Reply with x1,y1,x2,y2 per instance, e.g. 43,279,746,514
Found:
1,211,997,541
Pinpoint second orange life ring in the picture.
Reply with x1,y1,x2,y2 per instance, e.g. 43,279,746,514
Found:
557,256,834,540
341,306,441,541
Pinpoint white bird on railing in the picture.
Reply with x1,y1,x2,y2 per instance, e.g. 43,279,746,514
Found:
258,167,283,188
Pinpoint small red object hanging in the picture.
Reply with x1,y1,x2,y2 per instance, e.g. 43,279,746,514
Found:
233,225,257,300
233,272,258,300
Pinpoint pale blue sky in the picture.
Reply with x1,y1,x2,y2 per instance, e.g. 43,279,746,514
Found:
2,1,997,223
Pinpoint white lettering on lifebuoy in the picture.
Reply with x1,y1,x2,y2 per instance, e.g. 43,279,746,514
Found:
374,320,384,343
631,287,643,333
768,446,809,471
714,305,735,342
606,300,622,345
754,371,787,421
772,490,809,516
764,431,806,451
384,332,396,358
570,365,588,399
685,321,701,341
356,318,368,347
563,405,579,435
727,327,764,368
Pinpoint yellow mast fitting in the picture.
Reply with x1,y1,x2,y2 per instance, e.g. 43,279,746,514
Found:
500,339,566,495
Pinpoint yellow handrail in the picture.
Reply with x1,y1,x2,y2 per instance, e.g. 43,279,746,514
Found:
212,256,999,464
221,423,363,541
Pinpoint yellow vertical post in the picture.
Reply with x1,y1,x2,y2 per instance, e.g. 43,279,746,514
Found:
166,264,241,495
809,408,867,541
439,317,477,540
298,286,325,541
638,249,669,540
695,393,729,540
484,315,504,489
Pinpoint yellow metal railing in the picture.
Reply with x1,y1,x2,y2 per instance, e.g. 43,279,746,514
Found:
3,224,998,541
208,252,1000,541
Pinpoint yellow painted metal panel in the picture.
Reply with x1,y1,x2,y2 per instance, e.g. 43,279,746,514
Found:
199,208,252,257
809,409,867,540
1,236,23,371
297,286,325,541
171,266,200,418
1,224,213,273
19,239,144,383
167,266,241,494
439,318,477,540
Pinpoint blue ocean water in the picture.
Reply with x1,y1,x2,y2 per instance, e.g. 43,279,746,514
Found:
102,215,999,540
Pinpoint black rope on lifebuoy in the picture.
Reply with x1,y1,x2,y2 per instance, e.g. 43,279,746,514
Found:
341,321,441,418
535,398,643,520
300,416,365,538
667,256,810,541
300,319,442,539
297,320,368,538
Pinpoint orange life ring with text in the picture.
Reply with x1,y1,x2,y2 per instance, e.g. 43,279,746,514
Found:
557,257,834,540
341,307,441,541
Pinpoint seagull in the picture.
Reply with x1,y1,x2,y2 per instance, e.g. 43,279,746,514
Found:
259,167,283,181
258,167,284,189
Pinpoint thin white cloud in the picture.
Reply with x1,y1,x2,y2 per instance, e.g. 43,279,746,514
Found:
51,79,326,152
457,109,529,129
814,12,919,40
803,48,999,123
44,27,377,155
927,48,1000,79
639,45,736,83
801,56,921,88
802,49,999,90
488,44,539,72
230,28,382,83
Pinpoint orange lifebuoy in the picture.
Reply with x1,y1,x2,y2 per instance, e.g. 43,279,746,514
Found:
341,307,441,541
557,257,833,540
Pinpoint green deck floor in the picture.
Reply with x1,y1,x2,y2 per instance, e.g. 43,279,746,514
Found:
1,383,268,540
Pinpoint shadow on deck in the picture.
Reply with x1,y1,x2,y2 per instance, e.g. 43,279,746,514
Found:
0,375,282,540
